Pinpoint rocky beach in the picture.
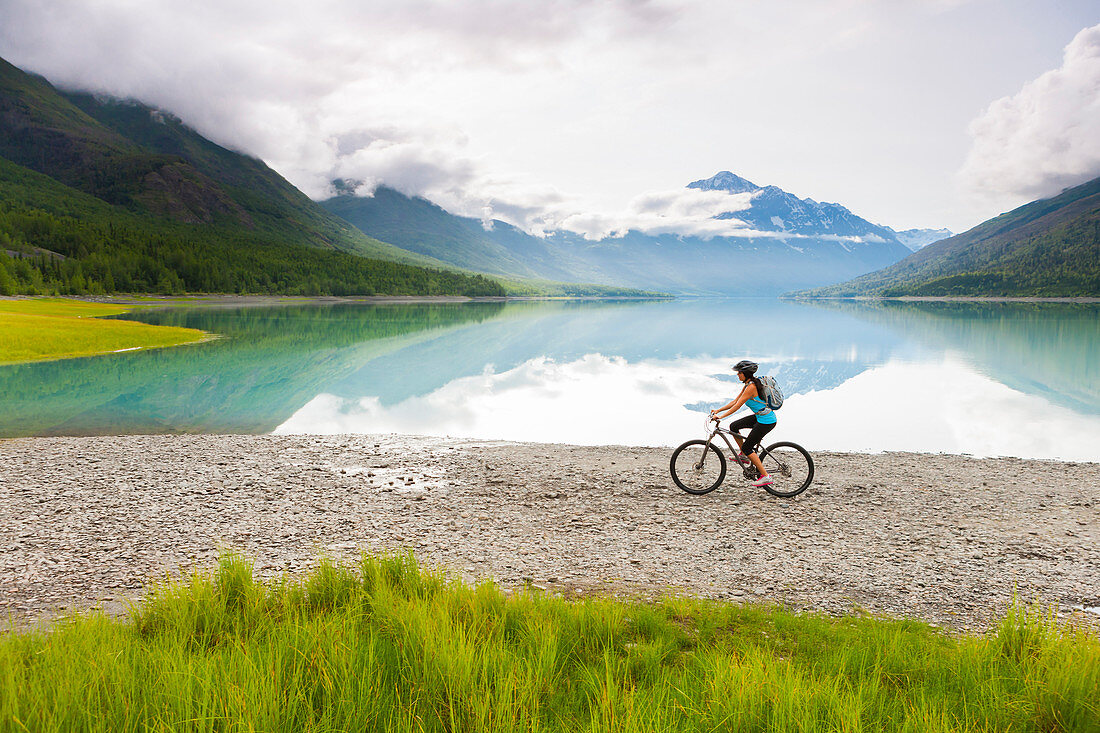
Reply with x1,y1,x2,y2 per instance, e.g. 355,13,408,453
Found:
1,434,1097,630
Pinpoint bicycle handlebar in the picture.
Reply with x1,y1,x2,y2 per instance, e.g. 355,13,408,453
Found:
704,414,746,438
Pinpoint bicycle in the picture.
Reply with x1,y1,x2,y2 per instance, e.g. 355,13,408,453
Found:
670,415,814,498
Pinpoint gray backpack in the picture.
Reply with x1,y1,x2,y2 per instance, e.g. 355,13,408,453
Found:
758,375,784,410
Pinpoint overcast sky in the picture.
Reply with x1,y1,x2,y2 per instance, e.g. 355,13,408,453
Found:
2,0,1098,236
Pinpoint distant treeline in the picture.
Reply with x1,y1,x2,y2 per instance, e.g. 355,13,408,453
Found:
0,205,504,297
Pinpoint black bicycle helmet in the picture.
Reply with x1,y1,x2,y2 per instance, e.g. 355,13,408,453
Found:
733,359,758,375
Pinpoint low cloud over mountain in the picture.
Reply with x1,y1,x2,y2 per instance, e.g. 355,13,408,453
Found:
5,1,1094,236
323,171,915,295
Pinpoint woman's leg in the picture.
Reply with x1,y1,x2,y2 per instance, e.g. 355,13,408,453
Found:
742,422,776,475
727,415,756,452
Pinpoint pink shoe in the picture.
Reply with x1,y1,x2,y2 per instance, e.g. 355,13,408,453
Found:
732,453,750,466
752,474,773,487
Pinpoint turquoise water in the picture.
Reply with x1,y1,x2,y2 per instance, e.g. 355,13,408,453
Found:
1,299,1097,460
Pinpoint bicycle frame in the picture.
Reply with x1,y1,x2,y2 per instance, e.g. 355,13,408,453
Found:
697,419,774,475
702,420,753,456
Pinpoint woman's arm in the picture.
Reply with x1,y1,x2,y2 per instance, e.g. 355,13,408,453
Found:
710,399,736,420
711,384,756,420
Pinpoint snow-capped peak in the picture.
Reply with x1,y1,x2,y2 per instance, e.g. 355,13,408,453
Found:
687,171,761,194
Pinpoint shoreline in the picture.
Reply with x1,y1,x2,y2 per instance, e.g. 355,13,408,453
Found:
0,293,675,310
5,294,1098,316
2,434,1097,631
782,295,1100,303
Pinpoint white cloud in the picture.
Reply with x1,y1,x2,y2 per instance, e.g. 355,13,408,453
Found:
528,189,885,242
2,1,1097,234
554,187,756,239
326,130,479,201
0,0,680,190
340,171,762,240
959,23,1100,207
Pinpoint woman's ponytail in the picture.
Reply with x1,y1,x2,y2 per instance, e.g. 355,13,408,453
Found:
751,375,766,400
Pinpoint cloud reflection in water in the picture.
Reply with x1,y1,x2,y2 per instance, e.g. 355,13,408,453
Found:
276,353,1100,462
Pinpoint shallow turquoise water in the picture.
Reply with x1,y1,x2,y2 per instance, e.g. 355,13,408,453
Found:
1,298,1097,460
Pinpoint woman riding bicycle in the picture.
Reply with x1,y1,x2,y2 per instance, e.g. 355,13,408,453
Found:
709,359,775,486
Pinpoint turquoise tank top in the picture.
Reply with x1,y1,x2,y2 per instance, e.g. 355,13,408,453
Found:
746,395,777,424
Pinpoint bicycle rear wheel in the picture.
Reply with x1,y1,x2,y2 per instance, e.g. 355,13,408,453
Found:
669,439,727,495
759,441,814,498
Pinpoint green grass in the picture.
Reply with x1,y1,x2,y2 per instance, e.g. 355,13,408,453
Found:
1,554,1096,732
0,297,206,363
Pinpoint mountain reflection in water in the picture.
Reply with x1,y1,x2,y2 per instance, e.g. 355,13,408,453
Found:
807,300,1100,415
0,302,506,436
1,298,1096,460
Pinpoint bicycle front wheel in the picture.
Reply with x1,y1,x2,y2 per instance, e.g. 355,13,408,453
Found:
670,440,727,495
759,441,814,498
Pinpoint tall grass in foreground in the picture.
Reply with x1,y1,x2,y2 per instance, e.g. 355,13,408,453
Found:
1,554,1096,732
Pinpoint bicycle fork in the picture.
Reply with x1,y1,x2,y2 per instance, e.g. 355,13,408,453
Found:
695,429,728,470
694,441,712,470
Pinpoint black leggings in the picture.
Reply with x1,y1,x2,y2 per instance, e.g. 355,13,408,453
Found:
728,415,776,456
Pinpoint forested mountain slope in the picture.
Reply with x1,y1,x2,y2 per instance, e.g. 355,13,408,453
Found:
0,157,501,296
322,187,595,282
798,176,1100,297
0,57,501,296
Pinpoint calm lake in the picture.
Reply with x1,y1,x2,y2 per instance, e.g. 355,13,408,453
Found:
2,298,1098,461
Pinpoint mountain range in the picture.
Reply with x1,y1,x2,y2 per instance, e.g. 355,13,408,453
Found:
686,173,952,252
2,54,1092,299
321,171,920,295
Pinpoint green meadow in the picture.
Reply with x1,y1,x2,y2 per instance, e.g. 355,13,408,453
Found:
1,553,1096,732
0,298,206,364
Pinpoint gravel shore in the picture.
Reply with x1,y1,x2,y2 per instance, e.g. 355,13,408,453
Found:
2,434,1097,630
